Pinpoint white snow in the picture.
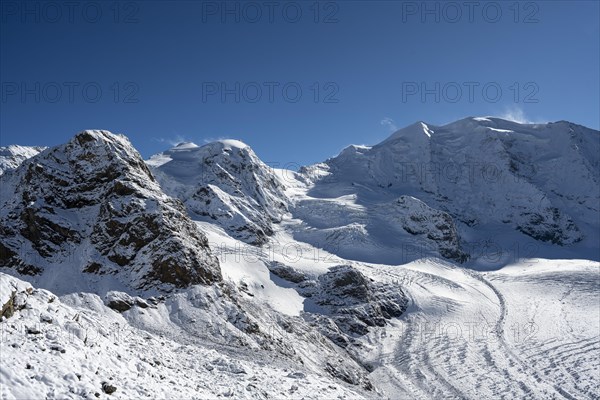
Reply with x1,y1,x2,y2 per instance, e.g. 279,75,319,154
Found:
217,139,247,149
172,142,199,150
197,221,306,317
0,145,46,175
3,253,598,399
0,273,365,400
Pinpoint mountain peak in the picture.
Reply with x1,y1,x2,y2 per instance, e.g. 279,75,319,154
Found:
0,130,221,290
160,139,250,157
194,139,251,156
379,121,434,146
147,137,288,245
73,129,120,144
69,130,141,159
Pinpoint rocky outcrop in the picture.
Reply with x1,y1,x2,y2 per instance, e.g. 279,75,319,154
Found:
267,261,308,283
388,196,468,262
0,273,33,319
0,130,221,290
105,291,152,312
273,264,409,347
516,208,581,245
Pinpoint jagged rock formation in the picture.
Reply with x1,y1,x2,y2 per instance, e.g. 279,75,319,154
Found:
386,196,467,262
0,130,221,290
268,262,408,348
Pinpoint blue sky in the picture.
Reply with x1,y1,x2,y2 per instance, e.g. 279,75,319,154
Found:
1,0,599,166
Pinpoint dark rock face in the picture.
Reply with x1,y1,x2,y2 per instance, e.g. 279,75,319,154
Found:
325,361,374,390
101,382,117,395
267,261,308,284
299,265,408,347
393,196,468,262
516,208,582,245
105,291,151,312
0,240,41,276
0,130,221,290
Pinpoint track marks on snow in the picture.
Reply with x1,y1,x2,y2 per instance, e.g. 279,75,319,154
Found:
365,260,598,399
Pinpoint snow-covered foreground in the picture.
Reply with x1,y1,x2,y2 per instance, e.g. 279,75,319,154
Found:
2,255,598,399
0,270,365,400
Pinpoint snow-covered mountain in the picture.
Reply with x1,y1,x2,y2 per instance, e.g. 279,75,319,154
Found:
147,140,288,245
0,131,221,292
1,118,599,399
294,117,599,265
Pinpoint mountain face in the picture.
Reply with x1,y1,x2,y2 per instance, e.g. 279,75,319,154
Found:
0,130,221,291
147,140,288,245
295,118,599,264
0,145,47,175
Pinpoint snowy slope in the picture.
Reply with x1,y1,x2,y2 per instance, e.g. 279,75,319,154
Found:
0,145,46,176
293,118,599,265
0,273,371,400
3,254,597,399
362,258,600,399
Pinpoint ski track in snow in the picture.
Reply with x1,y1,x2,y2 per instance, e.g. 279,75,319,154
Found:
361,259,599,400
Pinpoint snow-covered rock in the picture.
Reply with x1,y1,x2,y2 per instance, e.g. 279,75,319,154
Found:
267,262,408,348
0,272,373,399
104,291,152,312
0,130,221,291
302,265,408,347
0,273,33,320
0,145,46,176
147,140,288,245
386,196,467,262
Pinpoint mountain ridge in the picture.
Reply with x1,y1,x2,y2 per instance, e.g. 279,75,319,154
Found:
295,117,598,265
2,117,598,268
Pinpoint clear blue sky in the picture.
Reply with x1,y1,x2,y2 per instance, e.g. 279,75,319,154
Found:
1,0,598,166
